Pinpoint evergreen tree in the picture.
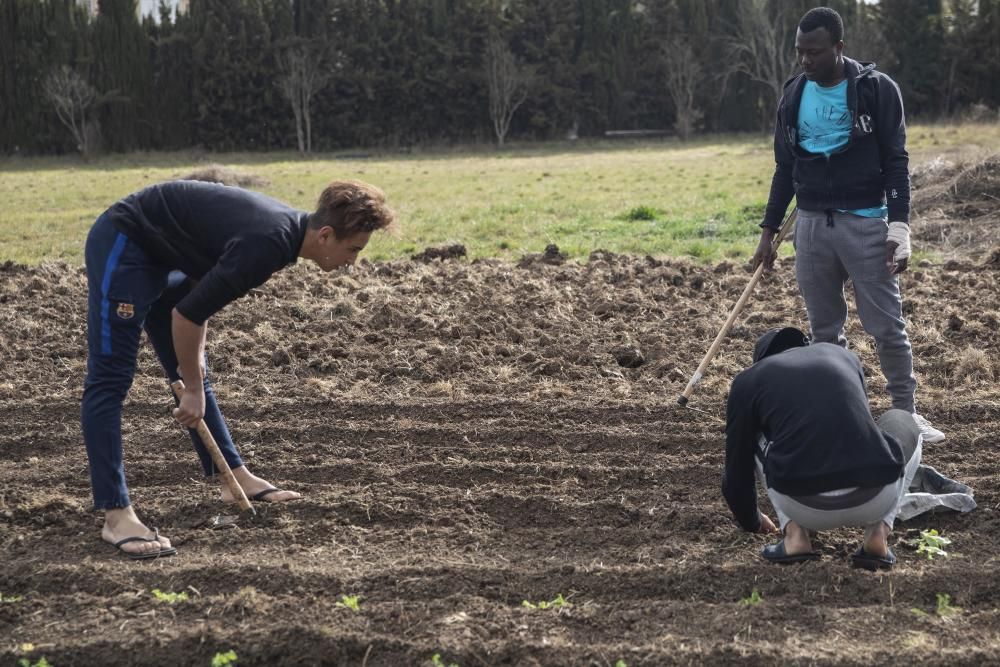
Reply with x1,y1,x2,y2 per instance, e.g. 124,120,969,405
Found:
93,0,152,151
187,0,291,150
144,1,195,148
1,0,93,153
879,0,946,116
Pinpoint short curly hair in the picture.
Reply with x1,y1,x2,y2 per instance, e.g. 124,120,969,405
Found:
310,180,395,239
799,7,844,43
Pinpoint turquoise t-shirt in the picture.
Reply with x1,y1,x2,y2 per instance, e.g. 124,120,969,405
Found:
797,79,887,219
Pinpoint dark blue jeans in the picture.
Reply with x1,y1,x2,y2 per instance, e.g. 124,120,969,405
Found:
81,213,244,510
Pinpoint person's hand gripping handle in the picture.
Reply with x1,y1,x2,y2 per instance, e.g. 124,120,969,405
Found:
171,380,255,515
677,208,798,407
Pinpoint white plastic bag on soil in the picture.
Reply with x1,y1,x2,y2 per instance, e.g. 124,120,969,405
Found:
898,464,977,521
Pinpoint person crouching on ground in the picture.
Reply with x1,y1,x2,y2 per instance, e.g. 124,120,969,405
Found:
722,327,922,570
82,179,394,560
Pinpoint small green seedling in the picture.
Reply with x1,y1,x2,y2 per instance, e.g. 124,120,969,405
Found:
17,658,51,667
336,594,361,612
2,593,24,602
936,593,961,617
740,589,763,606
521,593,567,610
431,653,459,667
211,650,238,667
911,529,952,560
151,588,189,604
614,661,628,667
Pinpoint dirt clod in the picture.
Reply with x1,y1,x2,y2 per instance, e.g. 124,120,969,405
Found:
412,244,468,262
985,247,1000,267
542,243,566,264
612,346,645,368
271,348,291,366
520,243,567,267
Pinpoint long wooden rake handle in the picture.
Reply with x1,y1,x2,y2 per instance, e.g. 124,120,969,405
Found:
171,379,254,514
677,207,798,407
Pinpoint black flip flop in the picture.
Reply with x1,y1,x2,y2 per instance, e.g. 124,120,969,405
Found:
851,546,896,571
250,488,286,502
112,528,178,561
761,539,821,564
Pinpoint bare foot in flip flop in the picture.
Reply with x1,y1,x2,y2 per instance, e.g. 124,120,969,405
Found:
781,521,815,555
102,507,176,560
861,521,891,558
851,522,897,570
761,520,820,564
220,465,302,504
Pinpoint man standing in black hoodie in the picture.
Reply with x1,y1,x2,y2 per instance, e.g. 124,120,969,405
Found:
723,327,922,570
82,179,394,560
751,6,945,444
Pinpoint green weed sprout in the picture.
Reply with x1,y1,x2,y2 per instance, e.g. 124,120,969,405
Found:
614,661,628,667
336,594,361,612
151,588,189,604
2,593,24,602
911,529,952,560
16,650,50,667
431,653,459,667
521,593,567,610
17,643,47,666
740,589,763,606
17,658,51,667
936,593,962,617
15,640,48,667
211,650,238,667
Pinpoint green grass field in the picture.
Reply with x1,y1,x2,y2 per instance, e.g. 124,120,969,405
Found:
1,123,996,265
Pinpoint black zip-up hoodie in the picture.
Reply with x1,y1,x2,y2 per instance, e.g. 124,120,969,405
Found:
762,57,910,229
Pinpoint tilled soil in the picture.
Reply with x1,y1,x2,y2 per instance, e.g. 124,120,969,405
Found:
1,234,999,665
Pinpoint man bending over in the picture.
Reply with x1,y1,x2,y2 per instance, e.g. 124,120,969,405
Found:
82,179,394,559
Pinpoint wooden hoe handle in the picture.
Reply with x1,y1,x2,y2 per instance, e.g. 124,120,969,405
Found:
677,207,798,407
171,380,254,514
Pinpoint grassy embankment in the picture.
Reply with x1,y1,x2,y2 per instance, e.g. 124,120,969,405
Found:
1,122,996,265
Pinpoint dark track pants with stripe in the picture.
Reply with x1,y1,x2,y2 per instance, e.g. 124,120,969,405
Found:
81,213,243,510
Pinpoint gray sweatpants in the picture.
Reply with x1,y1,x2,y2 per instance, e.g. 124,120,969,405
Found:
756,409,923,531
794,209,917,412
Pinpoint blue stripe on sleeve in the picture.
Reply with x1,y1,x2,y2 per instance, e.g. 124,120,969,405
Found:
100,233,128,355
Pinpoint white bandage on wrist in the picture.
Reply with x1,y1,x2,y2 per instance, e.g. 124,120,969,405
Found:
886,221,911,263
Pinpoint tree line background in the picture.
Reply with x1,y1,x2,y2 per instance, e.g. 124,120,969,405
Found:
2,0,998,155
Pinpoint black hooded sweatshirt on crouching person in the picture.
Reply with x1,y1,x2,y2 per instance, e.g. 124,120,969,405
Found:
106,180,310,326
722,337,905,533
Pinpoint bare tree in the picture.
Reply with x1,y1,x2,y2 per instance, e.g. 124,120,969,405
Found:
42,66,98,155
277,43,332,154
485,28,529,147
664,40,702,140
719,0,798,129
